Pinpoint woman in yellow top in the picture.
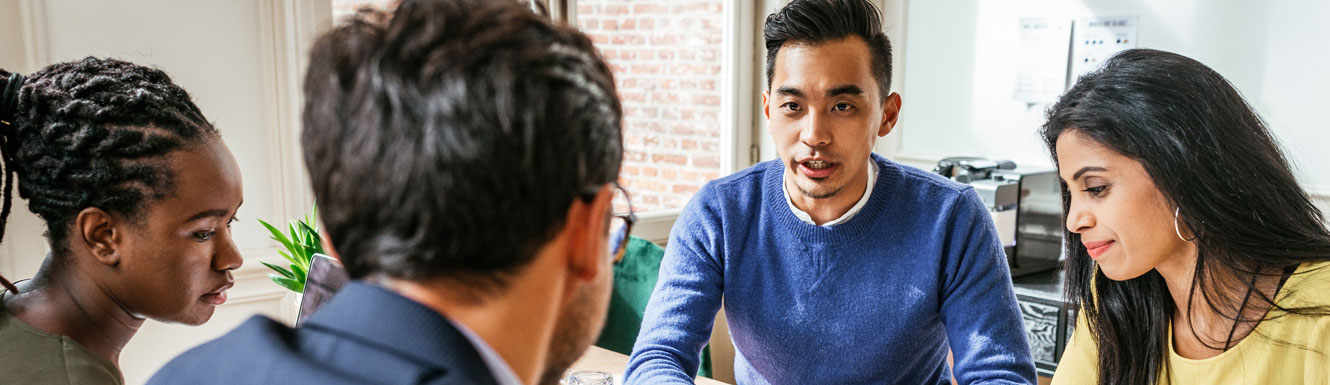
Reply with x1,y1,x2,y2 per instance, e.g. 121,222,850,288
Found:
1042,48,1330,385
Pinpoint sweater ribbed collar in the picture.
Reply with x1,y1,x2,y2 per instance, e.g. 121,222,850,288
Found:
763,153,900,245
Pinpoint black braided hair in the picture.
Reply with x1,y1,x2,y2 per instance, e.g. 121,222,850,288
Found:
0,58,218,293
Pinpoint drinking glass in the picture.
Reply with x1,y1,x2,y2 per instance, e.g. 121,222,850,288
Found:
568,370,614,385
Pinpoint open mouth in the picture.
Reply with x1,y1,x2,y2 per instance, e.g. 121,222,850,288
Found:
798,159,837,179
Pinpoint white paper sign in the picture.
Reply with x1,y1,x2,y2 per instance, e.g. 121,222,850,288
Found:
1070,16,1139,84
1013,18,1073,103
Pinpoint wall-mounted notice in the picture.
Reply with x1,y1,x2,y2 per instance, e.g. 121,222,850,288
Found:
1013,17,1072,103
1070,16,1139,84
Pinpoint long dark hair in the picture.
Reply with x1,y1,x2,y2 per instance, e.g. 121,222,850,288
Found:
0,58,217,294
1042,48,1330,385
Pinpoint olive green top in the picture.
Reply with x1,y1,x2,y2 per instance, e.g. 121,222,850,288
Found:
0,289,123,385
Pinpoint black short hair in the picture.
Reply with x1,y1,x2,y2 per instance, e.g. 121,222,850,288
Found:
0,58,217,254
764,0,894,100
302,0,623,291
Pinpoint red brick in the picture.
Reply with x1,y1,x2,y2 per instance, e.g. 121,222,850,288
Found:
620,91,646,103
633,4,668,14
629,63,660,74
672,184,701,194
691,94,721,106
650,34,678,45
652,153,688,165
694,155,721,168
611,34,645,45
650,93,680,104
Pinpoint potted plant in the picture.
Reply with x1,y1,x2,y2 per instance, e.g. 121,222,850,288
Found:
258,205,324,296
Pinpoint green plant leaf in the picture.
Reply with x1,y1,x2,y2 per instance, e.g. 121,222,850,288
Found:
277,249,299,266
291,262,307,284
309,203,318,232
270,275,303,293
289,223,310,268
259,206,322,294
260,261,295,279
258,219,296,253
299,221,325,255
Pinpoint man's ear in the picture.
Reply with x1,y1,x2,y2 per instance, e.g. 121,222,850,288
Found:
75,207,122,266
762,90,772,122
565,185,613,284
316,216,342,263
877,92,902,137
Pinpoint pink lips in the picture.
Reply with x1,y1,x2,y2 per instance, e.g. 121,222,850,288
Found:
797,159,837,179
201,281,234,306
1083,240,1115,260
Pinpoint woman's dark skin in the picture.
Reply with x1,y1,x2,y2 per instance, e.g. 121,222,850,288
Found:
3,137,244,367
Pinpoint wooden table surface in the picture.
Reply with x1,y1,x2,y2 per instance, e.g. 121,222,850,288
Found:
570,346,730,385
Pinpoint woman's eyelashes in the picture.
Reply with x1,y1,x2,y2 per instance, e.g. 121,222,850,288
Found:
194,217,238,242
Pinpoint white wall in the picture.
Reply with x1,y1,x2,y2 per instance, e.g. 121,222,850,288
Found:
892,0,1330,207
0,1,328,384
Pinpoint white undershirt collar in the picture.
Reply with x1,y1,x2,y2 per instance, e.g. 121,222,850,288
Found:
783,159,878,227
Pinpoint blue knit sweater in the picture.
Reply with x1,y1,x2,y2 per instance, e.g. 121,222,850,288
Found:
624,154,1036,384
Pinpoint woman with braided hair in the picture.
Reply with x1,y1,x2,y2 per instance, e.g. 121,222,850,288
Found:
0,57,244,384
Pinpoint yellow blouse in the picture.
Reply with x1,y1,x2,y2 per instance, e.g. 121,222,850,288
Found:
1051,262,1330,385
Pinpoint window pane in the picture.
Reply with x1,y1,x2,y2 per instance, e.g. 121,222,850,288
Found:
578,1,728,212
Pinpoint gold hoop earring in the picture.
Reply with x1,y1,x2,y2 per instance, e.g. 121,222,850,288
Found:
1174,207,1196,242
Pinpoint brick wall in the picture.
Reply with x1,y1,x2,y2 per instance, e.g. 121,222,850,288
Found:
578,0,727,211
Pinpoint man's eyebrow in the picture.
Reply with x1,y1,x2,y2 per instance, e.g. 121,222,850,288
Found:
775,87,803,97
827,85,863,97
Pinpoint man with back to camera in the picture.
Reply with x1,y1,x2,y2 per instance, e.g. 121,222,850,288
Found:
624,0,1037,383
147,0,629,384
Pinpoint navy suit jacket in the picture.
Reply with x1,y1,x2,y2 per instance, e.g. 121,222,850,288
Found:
147,282,501,385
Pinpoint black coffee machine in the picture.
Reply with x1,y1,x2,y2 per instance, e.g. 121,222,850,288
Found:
934,157,1063,278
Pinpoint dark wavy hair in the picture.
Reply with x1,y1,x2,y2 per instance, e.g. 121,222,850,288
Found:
764,0,894,99
301,0,622,293
1042,48,1330,385
0,58,218,293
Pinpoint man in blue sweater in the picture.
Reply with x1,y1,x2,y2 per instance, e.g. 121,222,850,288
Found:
624,0,1036,384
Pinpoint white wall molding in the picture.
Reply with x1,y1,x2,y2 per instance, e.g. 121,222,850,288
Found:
18,0,49,71
256,0,331,223
630,208,682,245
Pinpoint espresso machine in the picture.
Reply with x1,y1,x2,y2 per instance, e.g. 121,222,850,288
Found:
933,157,1063,277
